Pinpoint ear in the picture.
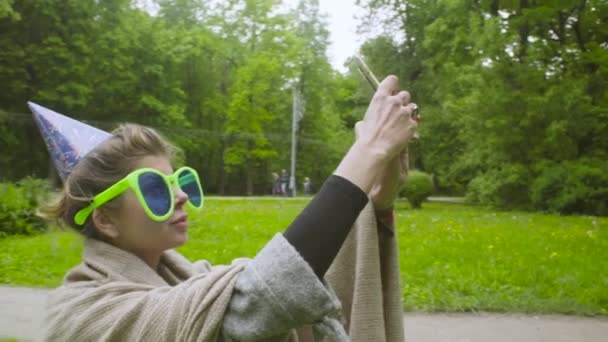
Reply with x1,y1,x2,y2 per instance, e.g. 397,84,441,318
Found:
92,208,120,239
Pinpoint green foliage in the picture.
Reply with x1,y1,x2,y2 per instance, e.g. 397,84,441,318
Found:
1,0,606,214
467,164,533,210
0,0,18,20
531,158,608,216
357,0,608,215
1,199,607,315
402,170,434,209
0,0,352,195
0,178,49,237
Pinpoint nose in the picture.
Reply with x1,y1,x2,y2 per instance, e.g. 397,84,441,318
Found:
173,185,188,207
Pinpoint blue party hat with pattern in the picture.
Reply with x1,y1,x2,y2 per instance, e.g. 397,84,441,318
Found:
29,102,111,180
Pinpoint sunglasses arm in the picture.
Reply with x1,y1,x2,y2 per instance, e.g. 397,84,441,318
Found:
74,179,131,226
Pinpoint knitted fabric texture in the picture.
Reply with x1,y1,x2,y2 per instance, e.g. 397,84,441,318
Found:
325,202,405,341
45,202,404,341
45,238,247,341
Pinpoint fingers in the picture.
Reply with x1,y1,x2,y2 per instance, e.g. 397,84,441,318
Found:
400,104,419,141
393,102,415,123
377,75,399,96
403,103,419,118
403,103,420,139
395,90,410,105
361,75,419,153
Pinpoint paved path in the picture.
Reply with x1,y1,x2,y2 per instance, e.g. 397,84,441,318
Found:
403,313,608,342
1,286,607,341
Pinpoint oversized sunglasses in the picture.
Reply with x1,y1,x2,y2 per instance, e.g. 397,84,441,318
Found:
74,166,204,225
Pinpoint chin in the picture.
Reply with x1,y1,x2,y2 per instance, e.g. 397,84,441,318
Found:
173,231,188,247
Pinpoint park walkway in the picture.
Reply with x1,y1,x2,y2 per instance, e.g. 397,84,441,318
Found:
1,286,607,341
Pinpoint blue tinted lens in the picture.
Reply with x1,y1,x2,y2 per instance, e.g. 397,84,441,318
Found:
138,172,171,216
178,169,202,207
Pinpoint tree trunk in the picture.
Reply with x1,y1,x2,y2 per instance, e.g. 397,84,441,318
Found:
246,139,254,196
218,137,227,195
517,0,530,60
217,61,231,195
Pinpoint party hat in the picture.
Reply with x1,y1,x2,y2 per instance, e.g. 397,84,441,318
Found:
28,102,111,181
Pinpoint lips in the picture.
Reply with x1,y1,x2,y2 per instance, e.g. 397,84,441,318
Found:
170,214,188,225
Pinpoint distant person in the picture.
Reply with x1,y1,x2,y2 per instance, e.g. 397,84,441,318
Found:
280,169,289,196
303,177,314,195
271,172,281,196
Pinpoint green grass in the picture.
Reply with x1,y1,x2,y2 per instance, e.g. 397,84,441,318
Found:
396,202,608,315
1,199,606,315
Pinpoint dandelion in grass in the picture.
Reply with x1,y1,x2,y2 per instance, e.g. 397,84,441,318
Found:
550,252,558,258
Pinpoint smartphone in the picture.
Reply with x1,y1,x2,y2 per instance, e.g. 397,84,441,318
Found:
352,55,380,90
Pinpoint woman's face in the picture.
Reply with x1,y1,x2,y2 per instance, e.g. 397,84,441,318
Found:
109,155,189,255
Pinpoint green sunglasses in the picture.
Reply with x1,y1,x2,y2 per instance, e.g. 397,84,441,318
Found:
74,166,204,226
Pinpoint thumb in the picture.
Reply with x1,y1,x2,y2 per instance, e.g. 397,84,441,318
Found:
400,147,409,174
354,121,363,140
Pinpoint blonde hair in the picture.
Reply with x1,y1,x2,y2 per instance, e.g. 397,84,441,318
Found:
40,124,177,237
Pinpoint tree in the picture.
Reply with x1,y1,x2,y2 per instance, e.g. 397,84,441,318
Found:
0,0,100,179
221,0,297,195
356,0,608,214
288,0,352,188
0,0,18,20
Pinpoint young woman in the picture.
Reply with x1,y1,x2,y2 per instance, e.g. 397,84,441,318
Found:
41,76,417,341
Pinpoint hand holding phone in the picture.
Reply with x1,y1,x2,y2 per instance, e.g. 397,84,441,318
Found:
351,55,420,134
349,55,419,209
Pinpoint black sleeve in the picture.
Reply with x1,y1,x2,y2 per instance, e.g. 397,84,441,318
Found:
283,175,369,279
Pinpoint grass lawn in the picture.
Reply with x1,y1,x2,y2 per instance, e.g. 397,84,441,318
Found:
1,198,606,315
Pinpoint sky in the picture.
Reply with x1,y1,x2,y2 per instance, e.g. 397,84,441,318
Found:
137,0,367,72
316,0,364,72
281,0,368,72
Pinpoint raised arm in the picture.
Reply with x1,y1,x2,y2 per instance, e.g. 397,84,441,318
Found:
284,75,418,278
223,76,418,340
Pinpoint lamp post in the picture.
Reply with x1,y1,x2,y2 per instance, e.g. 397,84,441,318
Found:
290,87,304,197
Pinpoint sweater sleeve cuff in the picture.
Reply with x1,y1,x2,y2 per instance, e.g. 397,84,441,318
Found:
224,233,343,339
327,174,369,207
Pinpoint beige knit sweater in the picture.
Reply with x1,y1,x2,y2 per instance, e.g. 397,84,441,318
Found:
45,202,404,341
326,202,405,341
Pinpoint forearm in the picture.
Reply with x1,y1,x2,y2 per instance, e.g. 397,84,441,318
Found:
282,143,387,279
334,142,386,194
283,175,369,278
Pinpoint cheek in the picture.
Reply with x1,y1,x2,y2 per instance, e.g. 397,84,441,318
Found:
124,194,146,218
118,194,154,234
117,192,177,247
124,195,171,235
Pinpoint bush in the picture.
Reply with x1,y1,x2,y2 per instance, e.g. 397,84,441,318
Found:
466,164,533,210
531,158,608,216
0,178,50,237
402,170,434,209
